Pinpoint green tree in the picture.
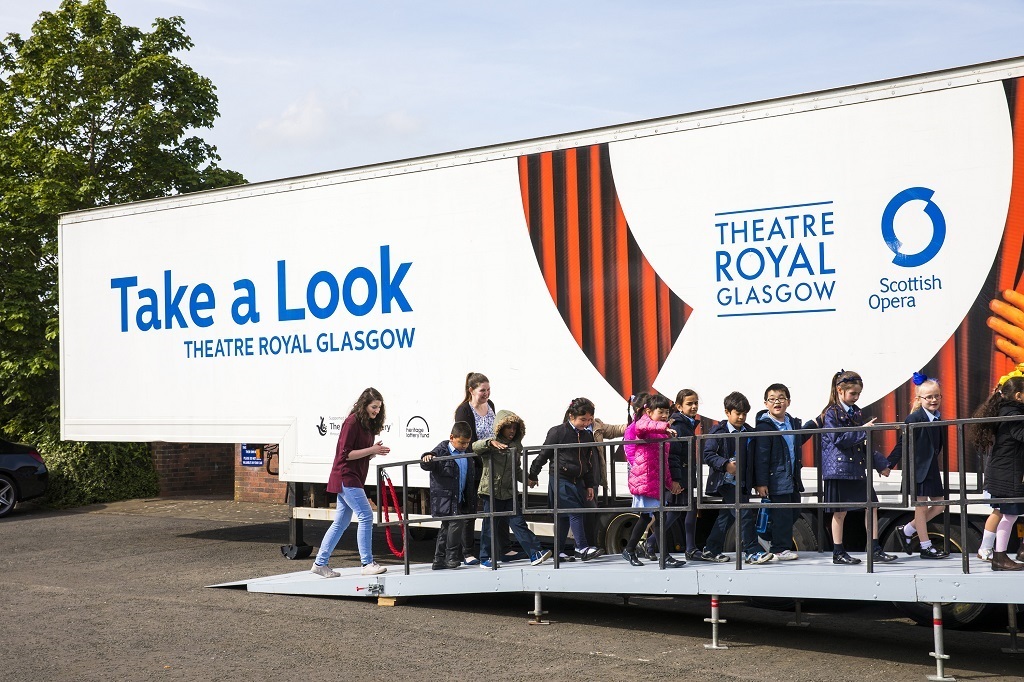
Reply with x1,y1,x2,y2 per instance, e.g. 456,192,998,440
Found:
0,0,245,506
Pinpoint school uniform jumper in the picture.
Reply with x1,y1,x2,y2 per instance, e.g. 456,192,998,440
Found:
421,440,477,565
752,409,808,553
702,420,760,556
887,407,946,498
821,404,890,510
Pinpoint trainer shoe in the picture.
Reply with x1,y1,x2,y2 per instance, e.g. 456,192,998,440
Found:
480,559,500,569
361,562,387,575
977,547,994,562
530,550,553,566
774,549,799,561
702,550,731,563
310,563,339,578
744,551,773,565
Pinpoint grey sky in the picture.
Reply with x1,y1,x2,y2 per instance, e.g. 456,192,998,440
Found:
3,1,1023,183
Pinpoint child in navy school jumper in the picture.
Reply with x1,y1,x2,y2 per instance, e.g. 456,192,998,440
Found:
421,421,477,570
887,372,950,560
528,397,601,561
820,370,897,565
701,392,771,564
752,382,809,561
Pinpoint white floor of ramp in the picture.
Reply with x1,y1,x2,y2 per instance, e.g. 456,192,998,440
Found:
209,552,1020,606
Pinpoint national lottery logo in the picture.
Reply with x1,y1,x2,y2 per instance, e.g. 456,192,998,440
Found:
880,187,946,268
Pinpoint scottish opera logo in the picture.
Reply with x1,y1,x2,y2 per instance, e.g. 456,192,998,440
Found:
869,187,945,313
881,187,945,268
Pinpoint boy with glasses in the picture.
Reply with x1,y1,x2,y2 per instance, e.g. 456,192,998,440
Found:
752,383,809,561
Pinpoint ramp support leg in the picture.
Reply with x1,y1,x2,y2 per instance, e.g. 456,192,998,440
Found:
281,482,312,560
528,591,549,625
1002,604,1023,654
927,603,955,681
787,599,809,628
704,595,728,650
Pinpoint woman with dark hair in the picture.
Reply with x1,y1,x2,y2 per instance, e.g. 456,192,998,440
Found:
453,372,494,563
311,387,390,578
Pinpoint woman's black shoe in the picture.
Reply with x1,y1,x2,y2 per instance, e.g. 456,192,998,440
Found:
833,551,861,565
621,550,644,567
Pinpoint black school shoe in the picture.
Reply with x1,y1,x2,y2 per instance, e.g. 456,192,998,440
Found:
872,547,899,563
663,555,686,568
833,551,861,565
621,550,644,567
920,545,950,559
894,525,915,555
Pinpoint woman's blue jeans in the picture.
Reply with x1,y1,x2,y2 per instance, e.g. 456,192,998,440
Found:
315,485,374,566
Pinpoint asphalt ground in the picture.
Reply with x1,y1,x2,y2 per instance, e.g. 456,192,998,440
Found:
2,496,1022,681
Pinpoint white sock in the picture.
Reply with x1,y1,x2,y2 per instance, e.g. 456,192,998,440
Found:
903,523,916,537
919,538,932,550
981,530,997,551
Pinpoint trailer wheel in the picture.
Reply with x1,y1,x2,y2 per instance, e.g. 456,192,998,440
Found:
882,522,998,628
602,512,642,555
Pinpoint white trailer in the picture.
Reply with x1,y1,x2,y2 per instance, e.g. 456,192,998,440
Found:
60,57,1024,627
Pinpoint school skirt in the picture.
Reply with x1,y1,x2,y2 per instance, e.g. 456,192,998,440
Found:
915,457,945,498
824,479,878,512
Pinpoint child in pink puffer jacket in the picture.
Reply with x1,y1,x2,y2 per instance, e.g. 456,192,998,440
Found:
622,394,685,568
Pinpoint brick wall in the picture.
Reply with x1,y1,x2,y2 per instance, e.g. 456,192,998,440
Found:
150,442,234,497
234,444,289,503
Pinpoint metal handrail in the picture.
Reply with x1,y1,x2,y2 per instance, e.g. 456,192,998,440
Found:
374,413,1024,575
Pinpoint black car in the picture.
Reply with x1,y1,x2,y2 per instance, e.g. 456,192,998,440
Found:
0,438,48,518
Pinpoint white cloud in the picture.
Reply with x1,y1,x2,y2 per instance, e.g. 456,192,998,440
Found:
256,91,328,142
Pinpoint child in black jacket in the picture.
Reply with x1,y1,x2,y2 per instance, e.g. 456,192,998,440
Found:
421,422,476,570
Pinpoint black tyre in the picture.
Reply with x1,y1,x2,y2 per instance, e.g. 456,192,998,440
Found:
602,512,642,555
0,474,17,518
882,521,998,629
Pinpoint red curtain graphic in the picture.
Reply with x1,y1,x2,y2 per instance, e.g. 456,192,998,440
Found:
517,144,691,400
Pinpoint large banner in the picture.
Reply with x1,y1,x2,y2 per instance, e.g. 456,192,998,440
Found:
60,75,1024,482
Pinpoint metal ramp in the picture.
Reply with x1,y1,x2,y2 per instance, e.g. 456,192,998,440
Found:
210,552,1015,604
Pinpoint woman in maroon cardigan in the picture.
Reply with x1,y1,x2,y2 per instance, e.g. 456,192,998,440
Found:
311,387,390,577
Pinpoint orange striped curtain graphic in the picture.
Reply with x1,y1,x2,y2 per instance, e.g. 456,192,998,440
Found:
517,144,691,401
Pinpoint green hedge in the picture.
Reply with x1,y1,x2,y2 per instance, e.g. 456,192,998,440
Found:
38,436,159,509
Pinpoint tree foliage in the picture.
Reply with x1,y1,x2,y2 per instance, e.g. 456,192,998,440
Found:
0,0,245,503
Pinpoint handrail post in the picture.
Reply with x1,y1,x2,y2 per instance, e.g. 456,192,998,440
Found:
957,422,970,575
866,426,874,573
402,462,411,575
